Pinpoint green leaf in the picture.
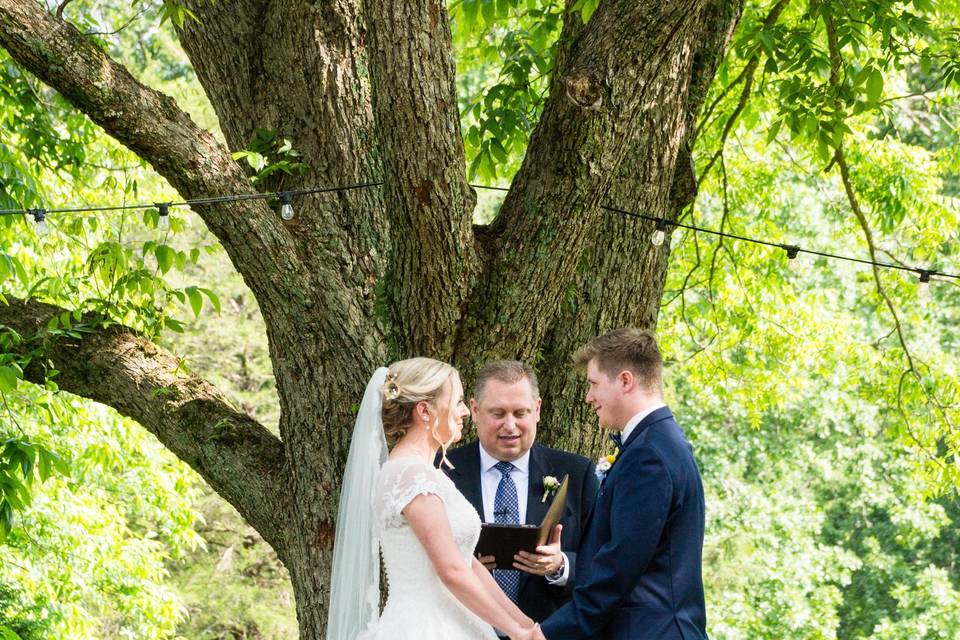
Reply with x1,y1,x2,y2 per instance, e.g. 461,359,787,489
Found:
766,119,783,145
0,624,25,640
481,0,495,26
199,287,222,313
0,365,19,392
578,0,599,22
165,317,185,333
155,245,175,274
0,502,11,543
866,68,884,103
37,449,52,482
185,286,203,317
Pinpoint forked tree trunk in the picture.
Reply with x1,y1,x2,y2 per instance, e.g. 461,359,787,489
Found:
0,0,742,637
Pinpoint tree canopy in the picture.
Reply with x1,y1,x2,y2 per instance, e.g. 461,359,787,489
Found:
1,0,959,637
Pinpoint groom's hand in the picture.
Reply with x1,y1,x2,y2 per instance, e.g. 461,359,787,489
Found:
514,524,563,576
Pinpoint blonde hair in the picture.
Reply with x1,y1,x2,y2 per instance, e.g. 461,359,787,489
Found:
381,357,459,458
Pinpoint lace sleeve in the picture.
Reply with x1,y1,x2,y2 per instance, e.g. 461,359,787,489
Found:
377,459,445,528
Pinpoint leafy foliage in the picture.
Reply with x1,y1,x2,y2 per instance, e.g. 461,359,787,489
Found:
0,0,958,636
231,128,307,189
453,0,564,181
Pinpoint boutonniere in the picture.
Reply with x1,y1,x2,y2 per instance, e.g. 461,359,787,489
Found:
595,448,619,482
541,475,560,502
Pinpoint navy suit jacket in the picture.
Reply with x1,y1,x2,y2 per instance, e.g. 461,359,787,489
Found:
540,407,708,640
442,441,599,622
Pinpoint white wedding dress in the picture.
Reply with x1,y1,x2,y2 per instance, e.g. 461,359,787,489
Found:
359,456,498,640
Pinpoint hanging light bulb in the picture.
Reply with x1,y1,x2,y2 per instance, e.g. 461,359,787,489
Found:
917,270,932,302
157,202,171,231
650,218,668,246
783,244,800,268
279,192,295,220
31,208,48,236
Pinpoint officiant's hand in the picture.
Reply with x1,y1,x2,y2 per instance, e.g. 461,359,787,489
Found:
476,554,497,571
513,524,563,576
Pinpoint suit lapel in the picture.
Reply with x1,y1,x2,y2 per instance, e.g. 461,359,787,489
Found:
525,444,550,526
582,407,674,531
516,445,547,599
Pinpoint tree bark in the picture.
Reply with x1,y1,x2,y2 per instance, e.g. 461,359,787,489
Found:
0,0,743,636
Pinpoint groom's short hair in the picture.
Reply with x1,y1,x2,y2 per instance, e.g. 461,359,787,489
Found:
474,360,540,402
573,328,663,391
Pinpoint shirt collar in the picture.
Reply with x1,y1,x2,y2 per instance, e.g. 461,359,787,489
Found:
620,403,667,444
479,443,531,475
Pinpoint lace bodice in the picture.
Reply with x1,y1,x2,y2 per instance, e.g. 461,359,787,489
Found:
361,456,496,639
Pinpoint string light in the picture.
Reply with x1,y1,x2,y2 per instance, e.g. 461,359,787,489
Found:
600,203,957,283
651,218,667,247
156,202,171,231
0,182,956,284
279,192,295,221
30,208,48,236
917,270,933,303
783,244,800,271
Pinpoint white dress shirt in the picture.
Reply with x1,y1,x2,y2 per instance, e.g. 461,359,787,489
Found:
478,444,570,585
620,402,667,443
479,445,530,523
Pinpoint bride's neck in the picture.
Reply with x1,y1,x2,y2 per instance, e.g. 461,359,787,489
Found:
391,427,439,463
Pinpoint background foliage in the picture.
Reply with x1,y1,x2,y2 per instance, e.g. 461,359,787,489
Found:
2,0,959,637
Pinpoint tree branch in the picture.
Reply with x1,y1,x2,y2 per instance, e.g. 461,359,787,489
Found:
363,0,480,356
0,0,309,319
0,296,291,556
459,0,712,360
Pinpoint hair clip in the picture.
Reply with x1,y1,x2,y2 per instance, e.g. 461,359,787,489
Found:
384,380,401,401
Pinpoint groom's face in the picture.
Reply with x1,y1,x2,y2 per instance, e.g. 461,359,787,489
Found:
471,378,540,462
585,358,626,430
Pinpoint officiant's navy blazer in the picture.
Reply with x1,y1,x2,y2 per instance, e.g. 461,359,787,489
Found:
540,407,708,640
442,441,599,622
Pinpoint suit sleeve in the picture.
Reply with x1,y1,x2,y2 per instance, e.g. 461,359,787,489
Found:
563,457,600,592
540,446,673,640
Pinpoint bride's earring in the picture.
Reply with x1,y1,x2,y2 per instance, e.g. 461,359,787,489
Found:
423,415,430,430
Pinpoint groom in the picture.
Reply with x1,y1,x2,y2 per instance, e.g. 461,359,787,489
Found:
536,328,708,640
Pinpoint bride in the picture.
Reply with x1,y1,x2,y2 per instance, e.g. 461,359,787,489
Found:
326,358,540,640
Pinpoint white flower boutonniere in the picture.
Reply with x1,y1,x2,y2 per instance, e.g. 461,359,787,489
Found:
541,475,560,503
595,449,619,482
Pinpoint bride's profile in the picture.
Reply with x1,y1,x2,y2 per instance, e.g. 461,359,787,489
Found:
326,358,540,640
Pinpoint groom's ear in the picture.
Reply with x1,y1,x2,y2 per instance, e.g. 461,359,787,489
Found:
618,370,636,392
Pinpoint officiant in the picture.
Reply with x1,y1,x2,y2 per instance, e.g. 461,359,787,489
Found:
442,360,599,623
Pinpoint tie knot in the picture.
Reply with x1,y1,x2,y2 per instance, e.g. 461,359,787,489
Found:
494,461,514,476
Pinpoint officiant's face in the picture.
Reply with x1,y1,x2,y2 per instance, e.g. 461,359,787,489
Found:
471,378,541,462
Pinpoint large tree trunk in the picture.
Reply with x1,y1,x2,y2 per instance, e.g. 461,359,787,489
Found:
0,0,741,637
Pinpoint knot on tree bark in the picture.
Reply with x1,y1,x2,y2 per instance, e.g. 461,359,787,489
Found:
563,72,603,110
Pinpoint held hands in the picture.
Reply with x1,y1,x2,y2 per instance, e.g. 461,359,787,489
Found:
513,623,547,640
514,524,563,576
